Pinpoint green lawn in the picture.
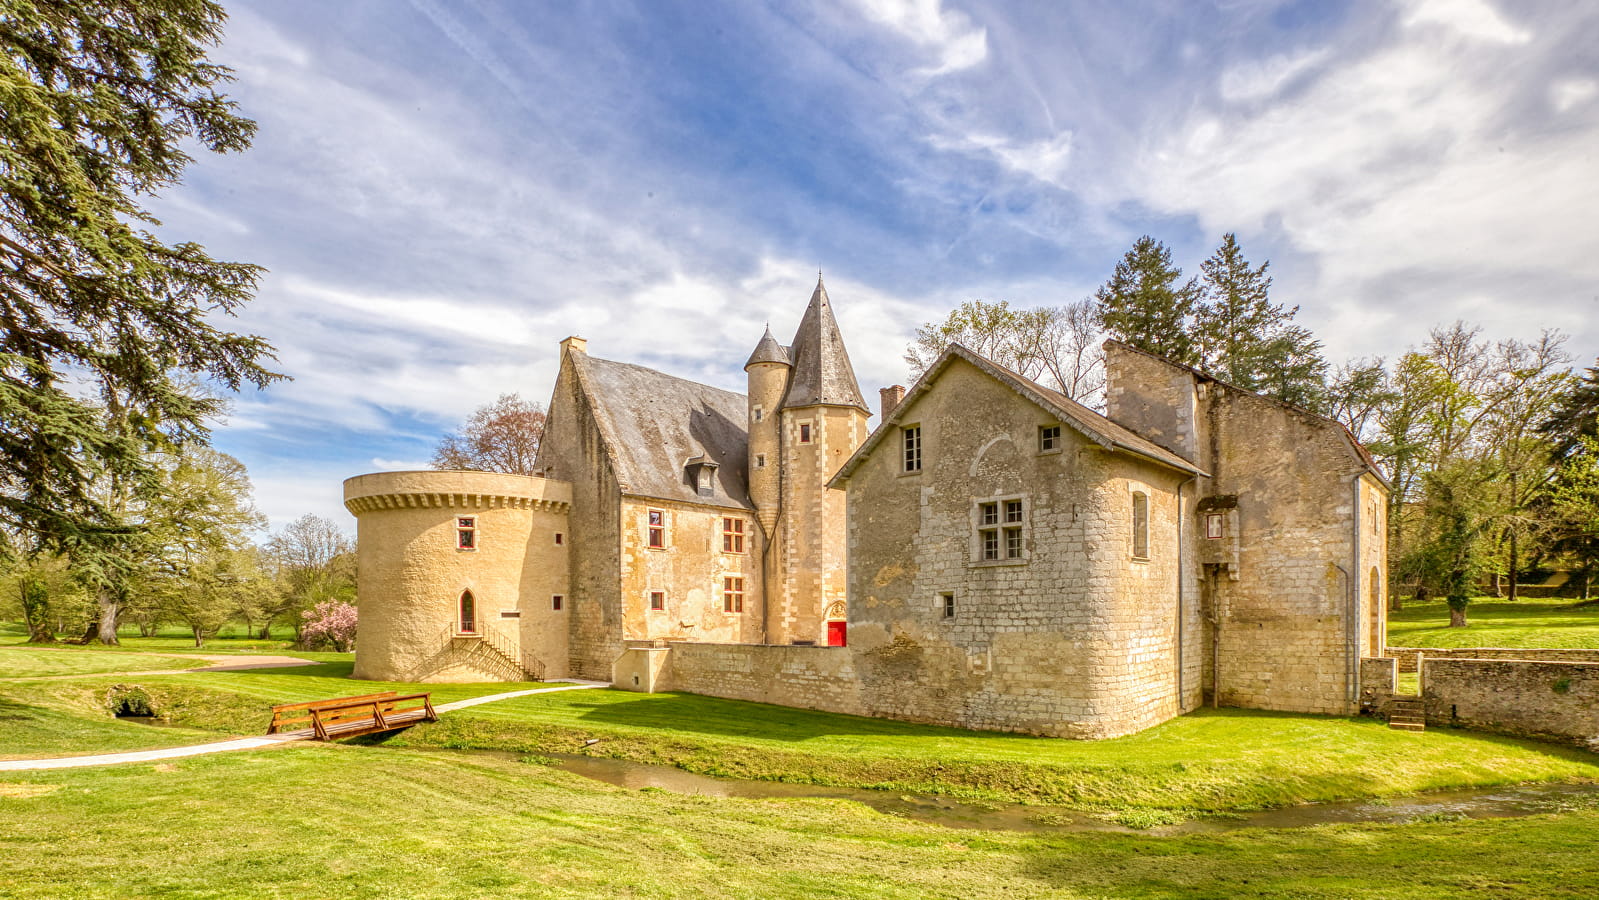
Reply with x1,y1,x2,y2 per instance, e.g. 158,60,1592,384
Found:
3,744,1599,899
1389,599,1599,649
0,645,209,679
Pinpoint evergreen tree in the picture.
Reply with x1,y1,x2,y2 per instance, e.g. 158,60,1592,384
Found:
0,1,278,564
1092,236,1201,365
1538,359,1599,459
1194,233,1327,406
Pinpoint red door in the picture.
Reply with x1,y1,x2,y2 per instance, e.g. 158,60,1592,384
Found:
827,620,847,647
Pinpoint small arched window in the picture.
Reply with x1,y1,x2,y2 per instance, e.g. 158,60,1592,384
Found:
458,590,477,634
1131,491,1149,560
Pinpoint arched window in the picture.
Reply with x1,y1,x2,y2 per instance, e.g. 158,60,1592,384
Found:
458,590,477,634
1369,567,1383,652
1131,491,1149,560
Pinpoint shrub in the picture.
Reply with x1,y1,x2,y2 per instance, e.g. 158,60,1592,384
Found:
105,684,156,717
300,600,358,652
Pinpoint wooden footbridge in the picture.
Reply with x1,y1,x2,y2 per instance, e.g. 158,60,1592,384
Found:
268,691,439,741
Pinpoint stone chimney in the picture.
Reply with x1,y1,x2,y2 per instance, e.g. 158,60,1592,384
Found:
879,385,906,420
560,335,588,355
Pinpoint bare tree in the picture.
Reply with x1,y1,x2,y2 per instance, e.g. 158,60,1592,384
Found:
906,299,1104,405
263,515,355,639
432,393,546,475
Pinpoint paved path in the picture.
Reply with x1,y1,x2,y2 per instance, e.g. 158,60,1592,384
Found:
0,681,608,771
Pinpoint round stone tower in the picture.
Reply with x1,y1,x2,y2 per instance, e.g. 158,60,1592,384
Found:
344,469,571,683
745,326,791,535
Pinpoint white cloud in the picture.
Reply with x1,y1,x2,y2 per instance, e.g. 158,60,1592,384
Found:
849,0,989,76
1218,49,1328,102
1400,0,1531,45
1551,78,1598,113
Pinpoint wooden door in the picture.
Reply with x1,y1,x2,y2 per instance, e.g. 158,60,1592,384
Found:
826,620,846,647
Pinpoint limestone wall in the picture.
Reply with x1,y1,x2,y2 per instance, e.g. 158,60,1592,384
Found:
1388,646,1599,673
618,497,763,644
1421,658,1599,747
655,641,863,713
345,470,571,682
841,358,1200,739
770,405,868,645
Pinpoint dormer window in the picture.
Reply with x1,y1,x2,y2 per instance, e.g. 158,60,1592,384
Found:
685,456,719,498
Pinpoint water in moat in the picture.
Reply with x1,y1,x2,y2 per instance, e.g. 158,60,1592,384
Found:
459,749,1599,834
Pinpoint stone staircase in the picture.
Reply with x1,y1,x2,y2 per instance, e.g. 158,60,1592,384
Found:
1388,697,1426,733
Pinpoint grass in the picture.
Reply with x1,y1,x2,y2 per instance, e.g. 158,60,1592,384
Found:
0,620,348,659
1389,598,1599,649
0,645,209,679
4,744,1599,898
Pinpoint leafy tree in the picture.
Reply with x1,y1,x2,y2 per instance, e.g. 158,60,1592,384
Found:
1537,436,1599,601
1539,359,1599,460
1092,236,1201,365
157,545,269,647
432,393,546,475
264,514,355,638
1,552,89,643
905,299,1104,403
0,1,278,567
1413,461,1493,627
1325,357,1394,442
300,599,357,652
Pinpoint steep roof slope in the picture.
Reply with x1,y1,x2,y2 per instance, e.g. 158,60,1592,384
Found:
569,352,752,510
781,277,868,412
830,344,1205,487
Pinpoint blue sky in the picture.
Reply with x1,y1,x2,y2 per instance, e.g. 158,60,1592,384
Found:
153,0,1599,533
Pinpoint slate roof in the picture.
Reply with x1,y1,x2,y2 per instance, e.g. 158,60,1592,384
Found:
780,277,869,412
744,326,792,369
830,343,1206,488
569,352,752,510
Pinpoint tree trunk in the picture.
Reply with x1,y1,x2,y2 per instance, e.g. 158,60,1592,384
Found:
192,627,205,648
96,590,122,645
1449,606,1468,628
19,578,56,643
258,622,272,640
1507,529,1519,603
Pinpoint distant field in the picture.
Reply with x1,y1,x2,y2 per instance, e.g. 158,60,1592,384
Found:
1388,599,1599,649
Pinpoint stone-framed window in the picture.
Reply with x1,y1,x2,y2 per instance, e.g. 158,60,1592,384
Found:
458,590,477,633
1039,424,1062,453
722,576,745,613
798,422,813,444
554,532,564,545
1205,513,1223,539
552,594,564,611
753,405,764,423
1131,491,1150,560
646,508,666,549
902,425,922,473
722,517,746,553
649,590,666,611
940,592,956,619
755,453,766,469
456,516,477,551
975,497,1026,563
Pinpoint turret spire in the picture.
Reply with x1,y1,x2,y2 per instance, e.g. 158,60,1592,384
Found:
780,275,868,412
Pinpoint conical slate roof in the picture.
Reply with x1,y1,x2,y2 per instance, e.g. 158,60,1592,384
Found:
780,276,868,412
743,325,791,369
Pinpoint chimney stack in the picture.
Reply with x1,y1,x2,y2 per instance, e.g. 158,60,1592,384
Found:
560,335,588,355
879,385,906,420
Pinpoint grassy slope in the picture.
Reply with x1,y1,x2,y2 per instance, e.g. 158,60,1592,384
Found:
3,745,1599,899
1389,599,1599,649
0,646,208,678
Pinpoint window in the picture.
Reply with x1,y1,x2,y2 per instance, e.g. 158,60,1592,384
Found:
552,595,564,611
755,453,766,469
941,592,956,619
1132,491,1150,559
458,591,477,633
456,517,477,551
976,498,1025,562
646,509,666,549
649,591,665,611
1039,425,1062,452
902,425,922,473
722,517,745,553
753,405,764,423
554,532,564,546
1205,514,1223,540
798,423,812,443
723,577,745,613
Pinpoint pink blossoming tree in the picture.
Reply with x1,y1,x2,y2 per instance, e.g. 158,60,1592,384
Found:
300,600,358,652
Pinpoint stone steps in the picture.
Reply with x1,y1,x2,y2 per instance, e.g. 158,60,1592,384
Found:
1388,698,1426,733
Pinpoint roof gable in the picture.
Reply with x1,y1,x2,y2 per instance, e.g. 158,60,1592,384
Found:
829,344,1205,487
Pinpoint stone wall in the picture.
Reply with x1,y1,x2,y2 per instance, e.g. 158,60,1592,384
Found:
651,641,863,713
1421,658,1599,748
618,497,764,644
1387,646,1599,673
769,405,867,645
1358,656,1399,716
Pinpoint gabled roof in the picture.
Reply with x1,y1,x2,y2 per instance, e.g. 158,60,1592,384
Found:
1102,340,1391,488
781,276,868,412
829,344,1206,488
567,351,752,510
744,326,791,369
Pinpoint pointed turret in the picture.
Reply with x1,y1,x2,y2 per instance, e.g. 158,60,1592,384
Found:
744,325,791,370
780,276,868,412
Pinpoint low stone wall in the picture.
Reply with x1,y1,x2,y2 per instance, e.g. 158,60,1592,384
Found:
643,641,865,715
1421,658,1599,748
1387,646,1599,674
1358,656,1399,716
